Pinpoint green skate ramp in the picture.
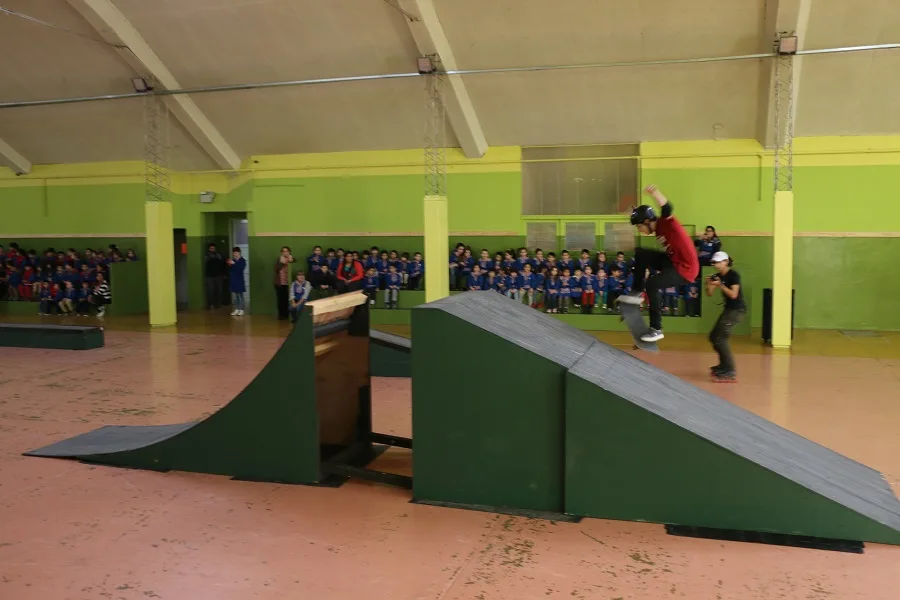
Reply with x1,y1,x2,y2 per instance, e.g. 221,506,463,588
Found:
566,342,900,545
25,308,371,485
412,292,595,513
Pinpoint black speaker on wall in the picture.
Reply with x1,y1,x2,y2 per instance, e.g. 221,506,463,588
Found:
762,288,795,344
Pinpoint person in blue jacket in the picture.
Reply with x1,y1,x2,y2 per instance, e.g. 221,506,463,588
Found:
408,252,424,290
606,265,625,309
306,245,325,274
558,269,572,314
228,247,247,316
363,267,380,306
77,281,92,315
519,263,536,307
385,264,403,309
543,267,561,313
506,267,521,302
558,250,574,276
695,225,722,266
467,264,484,291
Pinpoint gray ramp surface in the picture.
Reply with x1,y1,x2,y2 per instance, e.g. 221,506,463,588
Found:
370,329,411,350
422,291,596,367
570,342,900,532
25,423,194,457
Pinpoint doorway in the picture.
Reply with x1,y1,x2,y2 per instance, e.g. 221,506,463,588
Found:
230,217,251,311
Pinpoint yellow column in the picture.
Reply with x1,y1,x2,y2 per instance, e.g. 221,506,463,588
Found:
771,190,794,348
423,195,449,302
145,201,177,326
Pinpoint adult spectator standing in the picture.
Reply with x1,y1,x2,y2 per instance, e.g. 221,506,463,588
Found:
695,225,722,266
274,246,295,320
336,253,364,292
204,243,226,310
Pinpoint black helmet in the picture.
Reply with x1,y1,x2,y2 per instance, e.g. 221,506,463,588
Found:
630,205,657,225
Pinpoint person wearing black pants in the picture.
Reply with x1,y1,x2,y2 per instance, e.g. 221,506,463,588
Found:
706,251,745,382
617,185,700,343
204,243,226,309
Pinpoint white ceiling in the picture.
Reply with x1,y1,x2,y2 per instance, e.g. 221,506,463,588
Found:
0,0,898,170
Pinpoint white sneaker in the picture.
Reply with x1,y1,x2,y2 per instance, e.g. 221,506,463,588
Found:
237,310,244,316
641,328,664,343
616,292,643,306
230,309,238,316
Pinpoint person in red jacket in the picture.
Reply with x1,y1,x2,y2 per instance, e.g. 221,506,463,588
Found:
336,254,364,292
617,185,700,343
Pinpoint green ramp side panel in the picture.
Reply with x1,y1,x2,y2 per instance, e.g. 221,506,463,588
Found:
565,343,900,545
412,292,596,513
26,309,322,484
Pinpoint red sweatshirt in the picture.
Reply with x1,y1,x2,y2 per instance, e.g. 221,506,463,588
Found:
655,205,699,282
337,260,364,282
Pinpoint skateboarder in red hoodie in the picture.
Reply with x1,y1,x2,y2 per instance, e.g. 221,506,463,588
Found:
617,185,700,343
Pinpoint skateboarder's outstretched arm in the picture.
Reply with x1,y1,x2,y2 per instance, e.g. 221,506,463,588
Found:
644,185,672,218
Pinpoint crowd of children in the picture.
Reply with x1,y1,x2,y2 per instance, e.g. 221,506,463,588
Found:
444,244,702,316
294,238,716,316
0,243,127,316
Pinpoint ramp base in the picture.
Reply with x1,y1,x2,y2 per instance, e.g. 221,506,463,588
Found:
665,524,865,554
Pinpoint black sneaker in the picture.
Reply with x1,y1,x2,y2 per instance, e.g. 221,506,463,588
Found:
712,370,737,383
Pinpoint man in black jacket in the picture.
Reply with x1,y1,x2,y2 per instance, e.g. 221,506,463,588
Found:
204,243,226,309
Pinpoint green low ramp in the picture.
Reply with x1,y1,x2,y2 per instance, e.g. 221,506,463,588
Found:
369,329,411,377
0,323,104,350
566,342,900,545
26,307,371,485
412,292,595,513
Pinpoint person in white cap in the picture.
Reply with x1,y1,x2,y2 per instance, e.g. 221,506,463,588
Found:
706,251,746,382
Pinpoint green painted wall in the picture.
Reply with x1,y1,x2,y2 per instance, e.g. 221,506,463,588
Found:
3,157,900,331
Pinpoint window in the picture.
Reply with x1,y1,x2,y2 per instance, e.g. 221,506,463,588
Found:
525,222,557,252
604,222,636,254
565,222,596,251
522,145,639,216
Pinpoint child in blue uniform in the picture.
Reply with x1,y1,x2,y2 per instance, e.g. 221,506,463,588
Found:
59,281,77,315
596,269,608,309
363,267,380,306
477,249,492,275
580,266,598,314
493,269,508,295
514,248,531,272
570,268,583,311
684,277,701,317
385,265,403,309
467,264,484,291
228,247,247,316
306,246,325,274
578,250,592,273
289,271,312,322
398,253,411,288
519,263,536,307
558,250,574,276
607,266,625,309
38,281,54,315
544,267,561,313
506,268,521,302
408,252,424,290
663,285,680,315
533,266,546,308
502,250,515,271
558,269,572,314
77,281,92,315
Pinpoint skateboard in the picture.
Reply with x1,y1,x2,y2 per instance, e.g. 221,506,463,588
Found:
618,302,659,353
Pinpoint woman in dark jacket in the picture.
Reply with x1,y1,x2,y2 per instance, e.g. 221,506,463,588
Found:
337,254,365,292
695,225,722,266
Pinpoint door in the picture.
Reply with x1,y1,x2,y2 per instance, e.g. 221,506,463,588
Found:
230,218,250,310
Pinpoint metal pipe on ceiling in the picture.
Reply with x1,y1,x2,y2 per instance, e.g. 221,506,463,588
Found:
0,42,898,110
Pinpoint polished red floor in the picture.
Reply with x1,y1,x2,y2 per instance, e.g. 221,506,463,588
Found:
1,314,899,599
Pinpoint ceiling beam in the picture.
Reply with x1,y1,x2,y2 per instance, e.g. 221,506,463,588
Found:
0,137,32,174
66,0,241,170
398,0,488,158
756,0,812,149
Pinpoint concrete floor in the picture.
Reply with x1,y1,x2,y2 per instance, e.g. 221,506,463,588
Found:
1,310,899,599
